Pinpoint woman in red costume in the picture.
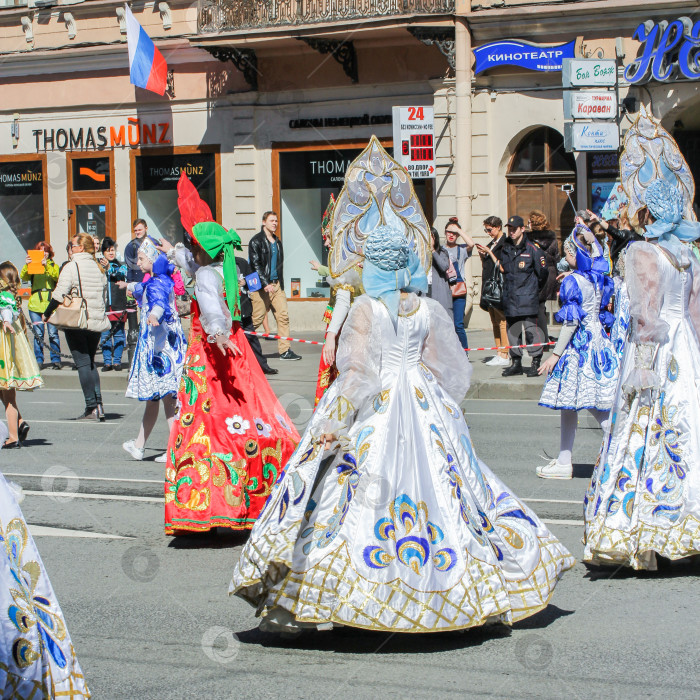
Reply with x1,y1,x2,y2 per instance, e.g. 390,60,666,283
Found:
160,174,299,535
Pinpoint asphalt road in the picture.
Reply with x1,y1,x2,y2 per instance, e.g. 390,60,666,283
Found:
3,369,700,699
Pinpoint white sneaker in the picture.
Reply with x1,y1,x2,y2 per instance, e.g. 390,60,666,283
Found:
536,459,573,480
154,451,168,463
486,356,510,367
122,439,144,461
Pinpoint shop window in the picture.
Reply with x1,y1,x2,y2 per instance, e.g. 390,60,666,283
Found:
71,157,111,191
277,146,430,298
134,152,217,244
0,159,46,268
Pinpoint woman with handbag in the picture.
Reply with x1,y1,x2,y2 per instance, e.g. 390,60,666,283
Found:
427,227,453,314
44,233,110,421
445,216,475,351
477,216,509,366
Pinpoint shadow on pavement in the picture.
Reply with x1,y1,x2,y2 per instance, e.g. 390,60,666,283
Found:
584,555,700,581
234,621,514,654
167,528,250,550
511,604,574,630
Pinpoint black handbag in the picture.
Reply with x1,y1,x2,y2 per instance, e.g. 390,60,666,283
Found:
480,265,503,311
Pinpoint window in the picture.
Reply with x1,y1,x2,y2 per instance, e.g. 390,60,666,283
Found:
275,144,431,298
134,151,218,244
0,158,47,269
509,127,575,175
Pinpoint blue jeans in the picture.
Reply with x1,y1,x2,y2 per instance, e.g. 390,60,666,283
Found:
28,310,61,365
452,295,469,350
100,321,126,366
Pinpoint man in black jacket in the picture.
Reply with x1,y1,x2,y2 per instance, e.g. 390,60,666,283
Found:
236,256,278,375
494,215,549,377
248,211,301,361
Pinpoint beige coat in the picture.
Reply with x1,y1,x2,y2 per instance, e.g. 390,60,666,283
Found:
52,252,110,332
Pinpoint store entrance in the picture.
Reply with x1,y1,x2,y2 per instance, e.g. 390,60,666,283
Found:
67,153,115,245
274,141,433,299
507,127,577,246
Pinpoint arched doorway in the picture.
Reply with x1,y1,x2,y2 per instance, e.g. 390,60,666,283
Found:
507,127,577,245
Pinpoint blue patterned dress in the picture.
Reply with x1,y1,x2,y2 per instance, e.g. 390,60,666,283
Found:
539,272,619,411
126,263,186,401
609,275,630,359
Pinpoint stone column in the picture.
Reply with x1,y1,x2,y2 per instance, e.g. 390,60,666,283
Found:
454,14,474,312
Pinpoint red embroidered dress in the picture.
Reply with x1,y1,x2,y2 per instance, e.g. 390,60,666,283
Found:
164,175,299,534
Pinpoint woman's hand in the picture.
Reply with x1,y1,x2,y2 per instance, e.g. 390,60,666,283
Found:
3,321,14,334
215,333,242,357
156,239,174,254
147,314,160,326
556,271,571,282
538,353,560,376
116,281,128,289
319,433,336,451
322,333,336,365
309,259,320,271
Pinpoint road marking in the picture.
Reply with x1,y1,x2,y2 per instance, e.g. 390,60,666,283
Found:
24,490,161,503
30,525,133,539
4,473,163,484
541,518,582,526
463,412,557,418
523,498,581,505
18,420,121,425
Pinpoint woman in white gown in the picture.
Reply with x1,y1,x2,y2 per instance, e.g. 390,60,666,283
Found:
584,179,700,570
230,225,574,633
0,432,90,697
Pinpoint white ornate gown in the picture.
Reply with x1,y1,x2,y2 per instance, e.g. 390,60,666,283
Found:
539,273,619,411
584,242,700,569
230,294,574,632
0,471,90,697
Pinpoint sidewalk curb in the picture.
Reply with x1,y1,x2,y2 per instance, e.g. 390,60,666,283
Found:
39,371,544,400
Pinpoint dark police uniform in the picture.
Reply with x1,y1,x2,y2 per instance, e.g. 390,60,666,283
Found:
496,237,549,359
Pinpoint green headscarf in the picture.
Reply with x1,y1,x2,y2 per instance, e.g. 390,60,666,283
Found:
191,222,243,321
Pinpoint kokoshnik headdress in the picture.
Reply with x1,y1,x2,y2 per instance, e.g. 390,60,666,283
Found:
620,104,696,223
139,238,160,263
177,172,242,321
328,136,431,278
563,223,615,326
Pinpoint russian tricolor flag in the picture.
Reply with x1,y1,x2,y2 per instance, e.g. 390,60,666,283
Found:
125,4,167,96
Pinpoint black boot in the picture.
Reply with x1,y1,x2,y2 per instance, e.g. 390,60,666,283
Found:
526,356,541,377
502,357,523,377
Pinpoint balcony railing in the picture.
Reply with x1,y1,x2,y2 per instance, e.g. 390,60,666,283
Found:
198,0,455,33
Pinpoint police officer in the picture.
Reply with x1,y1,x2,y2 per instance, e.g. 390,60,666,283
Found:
478,215,548,377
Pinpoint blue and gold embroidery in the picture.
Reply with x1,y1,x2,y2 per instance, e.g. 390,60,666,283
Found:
363,495,456,574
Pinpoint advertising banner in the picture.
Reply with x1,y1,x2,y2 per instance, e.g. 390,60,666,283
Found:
473,39,576,74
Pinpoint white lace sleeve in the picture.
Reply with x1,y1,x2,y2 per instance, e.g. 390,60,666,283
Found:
689,256,700,343
626,243,670,344
171,243,200,278
624,243,671,394
195,266,231,341
326,288,351,335
317,296,381,434
422,297,472,402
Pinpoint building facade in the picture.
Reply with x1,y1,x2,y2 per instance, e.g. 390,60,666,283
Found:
1,0,698,328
